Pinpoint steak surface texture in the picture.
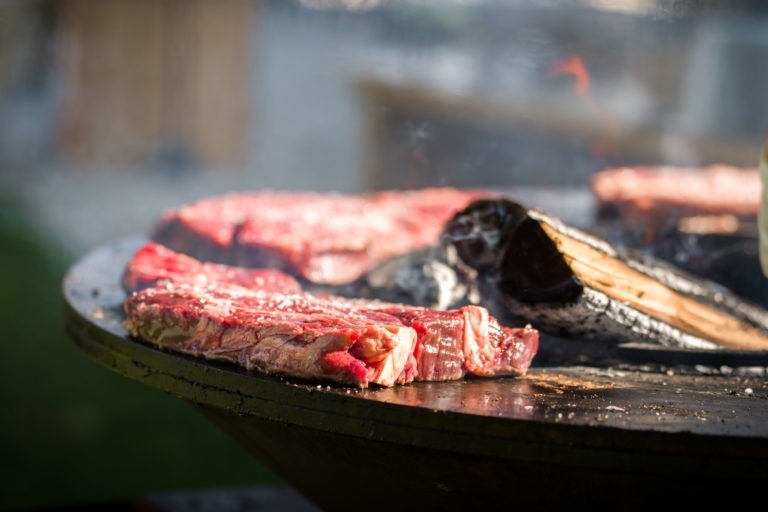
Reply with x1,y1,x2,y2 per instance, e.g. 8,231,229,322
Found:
150,187,490,285
122,243,538,388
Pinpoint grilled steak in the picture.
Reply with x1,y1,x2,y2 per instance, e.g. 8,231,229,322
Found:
150,187,490,285
122,243,539,387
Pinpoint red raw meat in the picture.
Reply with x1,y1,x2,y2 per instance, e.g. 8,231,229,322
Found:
122,241,302,294
150,187,490,285
122,243,538,388
591,164,761,232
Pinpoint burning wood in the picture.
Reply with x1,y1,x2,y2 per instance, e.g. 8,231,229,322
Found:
441,198,768,352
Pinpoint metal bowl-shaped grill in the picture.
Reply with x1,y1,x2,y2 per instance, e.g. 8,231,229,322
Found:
63,236,768,510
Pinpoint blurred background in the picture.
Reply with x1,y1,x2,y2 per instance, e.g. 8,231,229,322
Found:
2,0,768,509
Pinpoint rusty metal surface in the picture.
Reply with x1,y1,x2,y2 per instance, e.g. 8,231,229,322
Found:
62,237,768,498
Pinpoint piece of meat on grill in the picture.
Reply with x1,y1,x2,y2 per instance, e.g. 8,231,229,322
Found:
150,187,491,286
121,241,302,294
122,243,539,388
124,283,415,387
124,283,538,388
591,164,761,235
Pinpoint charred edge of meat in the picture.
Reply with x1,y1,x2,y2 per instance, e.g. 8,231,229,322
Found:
442,198,583,305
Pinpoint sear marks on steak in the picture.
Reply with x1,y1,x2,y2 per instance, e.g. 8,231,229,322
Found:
150,187,491,286
122,241,302,295
122,243,538,388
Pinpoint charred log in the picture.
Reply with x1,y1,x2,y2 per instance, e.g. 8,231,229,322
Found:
442,198,768,352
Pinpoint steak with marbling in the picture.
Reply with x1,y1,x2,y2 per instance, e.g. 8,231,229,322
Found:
122,243,538,388
150,187,490,285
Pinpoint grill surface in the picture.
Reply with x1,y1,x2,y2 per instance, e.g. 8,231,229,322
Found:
63,236,768,509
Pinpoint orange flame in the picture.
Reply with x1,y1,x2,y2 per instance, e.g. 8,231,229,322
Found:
550,55,591,98
549,55,621,158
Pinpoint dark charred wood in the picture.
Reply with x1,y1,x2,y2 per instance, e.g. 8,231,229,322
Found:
443,198,768,352
497,215,583,304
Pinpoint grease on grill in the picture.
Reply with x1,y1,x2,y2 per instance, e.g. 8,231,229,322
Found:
522,371,615,394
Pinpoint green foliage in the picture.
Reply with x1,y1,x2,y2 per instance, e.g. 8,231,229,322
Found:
0,197,279,510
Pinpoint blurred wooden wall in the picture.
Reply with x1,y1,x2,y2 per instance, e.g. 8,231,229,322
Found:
55,0,256,169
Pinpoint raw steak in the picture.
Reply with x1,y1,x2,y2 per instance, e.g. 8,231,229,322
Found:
122,241,302,294
150,187,490,285
591,164,760,233
122,244,538,388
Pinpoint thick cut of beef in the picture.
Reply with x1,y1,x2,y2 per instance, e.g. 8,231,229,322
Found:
124,284,418,387
124,284,538,388
122,241,302,294
150,187,489,285
122,243,538,388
